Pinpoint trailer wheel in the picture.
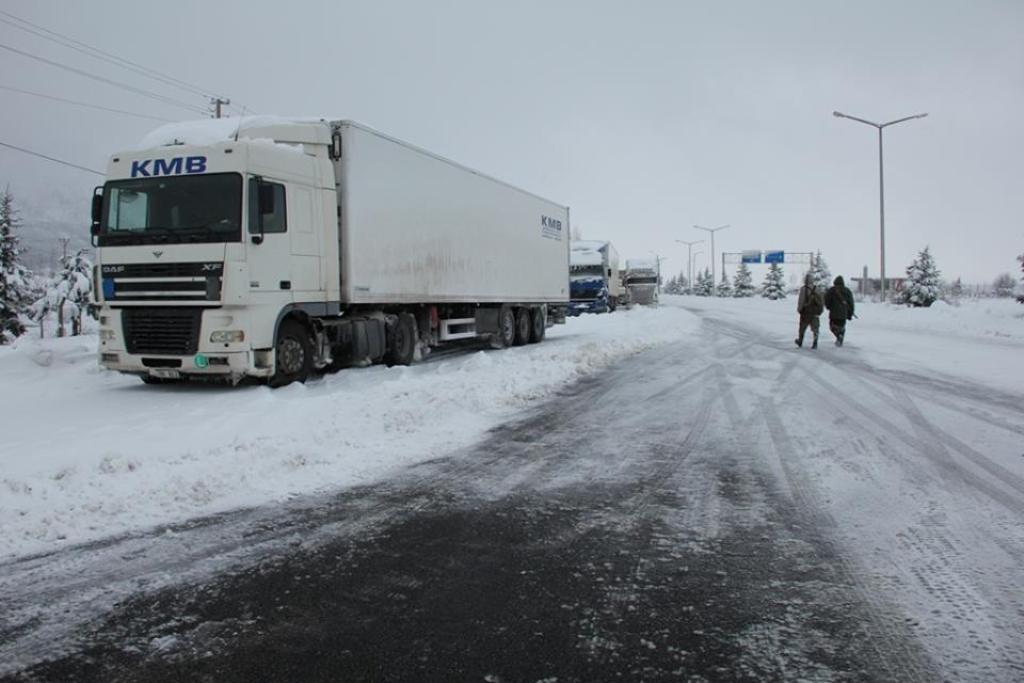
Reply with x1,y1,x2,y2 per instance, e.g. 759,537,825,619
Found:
513,307,531,346
270,319,312,387
491,306,516,349
528,307,545,343
387,312,418,366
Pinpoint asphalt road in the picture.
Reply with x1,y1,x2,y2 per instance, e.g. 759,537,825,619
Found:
4,311,985,682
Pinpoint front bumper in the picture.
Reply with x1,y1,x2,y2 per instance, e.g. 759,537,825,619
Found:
97,307,272,380
568,298,610,315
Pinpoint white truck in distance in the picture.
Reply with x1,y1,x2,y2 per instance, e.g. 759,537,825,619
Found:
623,259,660,306
91,118,570,386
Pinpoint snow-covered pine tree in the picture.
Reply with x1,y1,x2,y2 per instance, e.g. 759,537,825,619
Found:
665,274,681,295
992,273,1015,298
0,186,31,342
898,246,941,307
716,271,732,297
809,251,831,291
761,262,786,300
950,277,964,300
32,248,94,337
732,262,755,298
695,268,714,297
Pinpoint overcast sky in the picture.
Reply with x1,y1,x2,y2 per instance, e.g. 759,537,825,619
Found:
1,0,1021,283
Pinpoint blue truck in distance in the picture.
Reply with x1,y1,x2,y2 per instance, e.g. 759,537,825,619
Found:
568,240,621,315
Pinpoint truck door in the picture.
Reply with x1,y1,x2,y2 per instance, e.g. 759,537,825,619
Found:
288,184,321,295
246,176,292,307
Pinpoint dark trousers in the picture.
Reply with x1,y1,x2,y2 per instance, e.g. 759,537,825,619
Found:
798,314,820,343
829,317,847,342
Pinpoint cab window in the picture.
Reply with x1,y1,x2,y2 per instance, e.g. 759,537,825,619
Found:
248,178,287,234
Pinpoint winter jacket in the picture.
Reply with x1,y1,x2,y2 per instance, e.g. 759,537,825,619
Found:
824,276,855,321
797,285,824,317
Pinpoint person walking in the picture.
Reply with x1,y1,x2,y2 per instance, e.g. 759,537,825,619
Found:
824,275,856,347
795,272,824,349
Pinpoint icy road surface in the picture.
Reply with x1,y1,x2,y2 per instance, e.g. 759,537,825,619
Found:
2,297,1024,680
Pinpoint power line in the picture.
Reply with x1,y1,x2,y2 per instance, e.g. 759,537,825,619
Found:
0,10,222,101
0,140,104,176
0,84,173,122
0,9,252,114
0,42,209,115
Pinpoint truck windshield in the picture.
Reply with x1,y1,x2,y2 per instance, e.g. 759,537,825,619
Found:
570,265,604,277
98,173,242,246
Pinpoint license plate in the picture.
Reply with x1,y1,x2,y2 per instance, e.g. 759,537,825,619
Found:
150,368,181,380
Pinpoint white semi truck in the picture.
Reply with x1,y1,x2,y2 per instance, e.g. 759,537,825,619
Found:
623,259,660,306
90,118,570,385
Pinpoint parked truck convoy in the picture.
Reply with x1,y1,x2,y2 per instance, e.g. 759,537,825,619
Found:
568,240,621,315
623,259,660,306
90,118,571,386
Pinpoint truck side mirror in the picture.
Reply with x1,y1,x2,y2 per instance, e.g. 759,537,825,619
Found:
90,187,103,246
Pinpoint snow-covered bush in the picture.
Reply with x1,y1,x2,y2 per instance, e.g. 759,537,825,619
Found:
31,249,94,337
898,246,941,308
732,262,755,298
761,263,786,300
992,273,1016,299
715,272,732,297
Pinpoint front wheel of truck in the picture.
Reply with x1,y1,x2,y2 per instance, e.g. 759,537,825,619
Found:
270,319,312,387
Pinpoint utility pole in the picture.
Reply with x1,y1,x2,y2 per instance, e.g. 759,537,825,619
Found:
693,224,729,287
833,110,927,302
58,236,70,261
675,239,702,294
210,97,231,119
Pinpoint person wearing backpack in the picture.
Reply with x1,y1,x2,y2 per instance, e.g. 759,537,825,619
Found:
795,272,824,349
824,275,856,347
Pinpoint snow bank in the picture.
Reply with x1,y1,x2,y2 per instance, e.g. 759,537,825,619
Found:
0,306,699,559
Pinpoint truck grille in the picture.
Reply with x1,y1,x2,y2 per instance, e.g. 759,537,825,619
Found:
100,262,223,303
122,307,201,356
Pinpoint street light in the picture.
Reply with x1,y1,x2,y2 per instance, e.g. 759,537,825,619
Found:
675,239,702,294
649,251,667,291
693,224,729,287
833,110,928,302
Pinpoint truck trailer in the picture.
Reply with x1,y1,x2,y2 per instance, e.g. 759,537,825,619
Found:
90,118,571,385
568,240,621,315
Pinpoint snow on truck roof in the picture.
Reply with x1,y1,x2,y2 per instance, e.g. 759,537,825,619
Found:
626,259,657,271
136,116,332,150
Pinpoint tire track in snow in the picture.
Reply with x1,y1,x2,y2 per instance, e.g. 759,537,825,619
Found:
759,399,936,682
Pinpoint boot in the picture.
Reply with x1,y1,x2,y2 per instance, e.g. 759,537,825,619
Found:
795,337,802,348
811,337,818,349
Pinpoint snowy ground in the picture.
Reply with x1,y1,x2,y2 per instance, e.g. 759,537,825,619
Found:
0,306,700,560
2,296,1024,679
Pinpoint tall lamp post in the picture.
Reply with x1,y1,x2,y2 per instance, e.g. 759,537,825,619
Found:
675,239,702,294
833,110,927,302
649,252,667,291
694,224,729,287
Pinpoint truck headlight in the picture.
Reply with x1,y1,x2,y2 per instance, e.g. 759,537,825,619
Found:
210,330,245,343
100,329,116,341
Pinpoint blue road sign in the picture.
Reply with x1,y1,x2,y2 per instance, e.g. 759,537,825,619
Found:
741,250,762,264
765,250,785,264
